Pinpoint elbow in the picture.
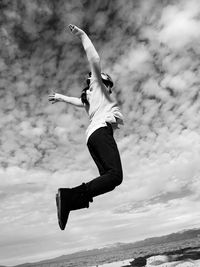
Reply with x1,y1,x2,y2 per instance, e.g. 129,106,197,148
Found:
93,54,100,62
89,54,100,65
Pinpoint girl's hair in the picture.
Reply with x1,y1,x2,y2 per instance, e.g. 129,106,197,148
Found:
101,73,114,89
81,87,89,105
102,79,112,94
87,72,113,89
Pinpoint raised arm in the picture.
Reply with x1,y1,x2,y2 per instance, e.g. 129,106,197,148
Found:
69,24,102,81
48,92,84,107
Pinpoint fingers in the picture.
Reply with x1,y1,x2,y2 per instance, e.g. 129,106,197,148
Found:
48,93,55,98
48,95,55,100
69,24,75,32
48,92,56,104
48,98,57,104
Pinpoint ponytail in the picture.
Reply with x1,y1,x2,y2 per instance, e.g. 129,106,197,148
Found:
81,87,89,105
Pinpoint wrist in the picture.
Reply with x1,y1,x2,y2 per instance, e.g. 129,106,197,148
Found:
80,31,87,39
55,93,63,101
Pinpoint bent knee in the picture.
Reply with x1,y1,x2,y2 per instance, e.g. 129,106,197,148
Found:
116,172,123,186
110,169,123,187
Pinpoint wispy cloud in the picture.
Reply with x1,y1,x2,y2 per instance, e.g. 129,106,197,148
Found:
0,0,200,265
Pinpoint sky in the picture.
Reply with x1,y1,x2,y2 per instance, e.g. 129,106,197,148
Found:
0,0,200,265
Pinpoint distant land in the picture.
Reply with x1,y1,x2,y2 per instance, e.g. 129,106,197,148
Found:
4,228,200,267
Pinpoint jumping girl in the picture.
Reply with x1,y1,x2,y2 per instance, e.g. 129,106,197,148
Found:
48,24,124,230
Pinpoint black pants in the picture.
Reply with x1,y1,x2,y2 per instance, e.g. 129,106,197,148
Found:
86,123,123,198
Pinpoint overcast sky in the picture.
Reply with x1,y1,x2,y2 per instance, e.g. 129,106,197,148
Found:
1,0,200,265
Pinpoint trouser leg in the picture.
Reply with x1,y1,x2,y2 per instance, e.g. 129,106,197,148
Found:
56,125,123,229
87,141,106,176
86,124,123,198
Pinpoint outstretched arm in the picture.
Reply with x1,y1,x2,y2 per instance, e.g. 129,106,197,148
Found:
48,92,84,107
69,24,102,81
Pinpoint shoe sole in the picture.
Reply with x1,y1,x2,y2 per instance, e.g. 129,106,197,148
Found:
56,191,66,230
56,189,70,230
56,193,63,230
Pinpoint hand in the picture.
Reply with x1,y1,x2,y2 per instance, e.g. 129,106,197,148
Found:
48,91,61,104
68,24,85,37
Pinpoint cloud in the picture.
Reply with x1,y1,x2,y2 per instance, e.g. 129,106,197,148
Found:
159,0,200,50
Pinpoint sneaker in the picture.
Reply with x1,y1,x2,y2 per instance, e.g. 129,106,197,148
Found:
56,189,70,230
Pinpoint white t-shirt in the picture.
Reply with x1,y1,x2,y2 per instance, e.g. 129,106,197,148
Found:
85,76,123,142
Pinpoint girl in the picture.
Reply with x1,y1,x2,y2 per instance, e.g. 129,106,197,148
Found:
48,24,124,230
